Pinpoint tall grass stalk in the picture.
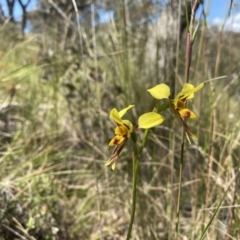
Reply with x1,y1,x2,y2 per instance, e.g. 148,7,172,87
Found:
205,2,233,230
169,0,181,236
91,3,103,239
175,1,199,238
199,170,239,240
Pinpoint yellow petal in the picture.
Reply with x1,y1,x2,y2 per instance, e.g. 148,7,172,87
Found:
147,84,170,100
105,160,116,170
115,125,128,135
109,135,125,146
122,119,133,136
111,163,116,170
105,159,111,166
110,108,123,125
178,109,196,119
118,105,134,118
176,83,204,100
138,112,164,129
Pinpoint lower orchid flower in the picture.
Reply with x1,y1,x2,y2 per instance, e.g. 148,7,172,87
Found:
105,105,164,170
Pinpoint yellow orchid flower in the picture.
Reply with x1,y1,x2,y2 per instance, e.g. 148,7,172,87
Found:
172,83,204,119
108,105,134,146
147,83,204,119
106,105,164,170
147,83,204,141
106,105,134,170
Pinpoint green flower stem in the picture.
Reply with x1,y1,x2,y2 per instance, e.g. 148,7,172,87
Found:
126,159,139,240
139,129,150,156
126,105,167,239
126,132,138,240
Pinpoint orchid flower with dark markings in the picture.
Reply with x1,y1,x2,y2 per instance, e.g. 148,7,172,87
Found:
105,105,164,170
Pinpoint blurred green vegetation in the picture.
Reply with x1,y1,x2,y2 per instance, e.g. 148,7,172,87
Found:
0,0,240,239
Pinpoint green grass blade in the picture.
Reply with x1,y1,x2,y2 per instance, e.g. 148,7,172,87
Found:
199,185,230,240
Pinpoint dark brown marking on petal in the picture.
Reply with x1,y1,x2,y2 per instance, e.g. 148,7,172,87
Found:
177,99,186,109
113,138,120,145
170,104,197,141
183,110,191,118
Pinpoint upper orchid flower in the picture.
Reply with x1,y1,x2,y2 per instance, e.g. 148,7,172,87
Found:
147,83,204,119
172,83,204,119
147,82,204,141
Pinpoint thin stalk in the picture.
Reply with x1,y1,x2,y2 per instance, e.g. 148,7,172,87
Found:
120,0,130,102
175,1,199,238
139,129,150,156
204,4,233,233
170,119,176,237
126,133,139,240
126,127,150,240
91,3,103,240
175,129,185,240
199,172,237,240
126,160,139,240
170,0,181,235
